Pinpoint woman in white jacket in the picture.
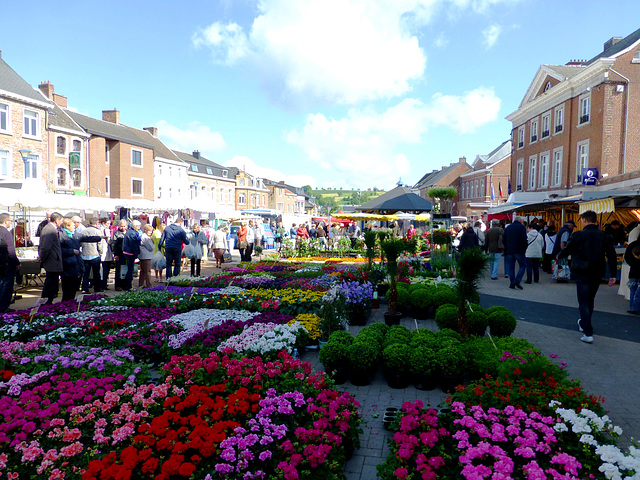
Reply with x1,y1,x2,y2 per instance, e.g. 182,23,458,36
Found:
211,226,228,268
525,224,544,284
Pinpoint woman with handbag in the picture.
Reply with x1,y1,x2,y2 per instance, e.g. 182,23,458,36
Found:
212,226,228,268
237,222,248,262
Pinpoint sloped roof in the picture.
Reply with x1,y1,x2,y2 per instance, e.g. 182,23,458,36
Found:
414,161,468,190
65,110,154,149
173,150,230,178
587,27,640,65
0,57,51,107
543,64,585,80
128,129,181,162
48,102,86,135
357,185,432,213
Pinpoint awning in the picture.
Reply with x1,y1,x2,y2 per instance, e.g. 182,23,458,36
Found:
578,197,615,214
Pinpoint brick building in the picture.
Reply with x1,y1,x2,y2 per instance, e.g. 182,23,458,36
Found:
0,55,51,190
413,157,470,216
506,28,640,196
264,180,298,214
459,140,511,220
233,170,270,211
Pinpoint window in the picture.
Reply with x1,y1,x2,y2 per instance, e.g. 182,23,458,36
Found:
206,167,213,175
0,149,8,177
528,156,537,190
238,192,246,204
132,179,143,196
105,176,110,194
480,180,484,198
211,187,216,200
539,152,549,188
105,143,110,163
57,168,67,186
473,180,478,198
544,81,552,92
228,188,233,203
222,170,228,178
72,139,81,152
158,186,162,199
0,103,10,133
541,113,550,138
24,154,39,179
277,202,284,211
552,149,563,186
158,164,162,176
579,95,590,125
239,178,245,186
191,165,197,172
262,195,265,206
131,149,142,166
633,51,640,64
530,118,538,143
168,166,172,176
554,106,564,133
516,159,524,191
169,187,173,198
56,136,67,155
517,127,524,149
576,140,589,182
278,188,283,197
72,170,81,187
24,110,39,137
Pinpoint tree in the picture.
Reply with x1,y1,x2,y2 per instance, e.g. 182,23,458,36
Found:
427,186,458,214
302,185,313,196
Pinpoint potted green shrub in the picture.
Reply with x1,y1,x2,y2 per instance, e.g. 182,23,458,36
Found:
381,238,406,325
467,309,489,337
434,304,458,331
431,284,457,309
318,342,350,384
363,230,377,269
488,309,518,337
409,288,431,319
347,339,381,386
409,346,438,390
454,247,489,337
463,337,500,380
382,344,412,389
434,345,467,393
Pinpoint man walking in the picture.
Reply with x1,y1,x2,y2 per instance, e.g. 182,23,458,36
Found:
484,219,504,280
159,222,189,279
75,217,103,293
122,220,141,291
503,216,527,289
557,210,617,344
38,212,64,304
0,213,20,313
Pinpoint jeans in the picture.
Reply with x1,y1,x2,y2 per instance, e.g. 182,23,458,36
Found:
101,261,111,290
576,275,600,336
123,254,136,291
525,257,540,283
81,257,102,292
165,247,182,279
488,252,502,279
0,268,16,312
505,253,526,287
628,279,640,311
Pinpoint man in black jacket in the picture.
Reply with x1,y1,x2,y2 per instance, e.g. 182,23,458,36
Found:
503,216,527,289
557,210,617,344
0,213,20,313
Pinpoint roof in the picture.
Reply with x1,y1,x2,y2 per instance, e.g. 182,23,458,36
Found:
129,129,181,162
0,57,52,107
357,185,432,213
173,150,231,178
587,27,640,65
65,110,154,149
542,64,585,80
47,102,86,135
414,161,469,190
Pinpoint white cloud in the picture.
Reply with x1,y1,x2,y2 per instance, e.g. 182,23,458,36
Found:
192,22,249,65
482,23,502,48
286,88,500,187
225,155,317,188
154,120,226,156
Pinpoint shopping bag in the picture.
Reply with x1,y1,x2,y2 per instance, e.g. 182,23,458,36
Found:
182,244,197,259
222,252,232,263
554,258,570,282
119,263,139,279
151,251,166,270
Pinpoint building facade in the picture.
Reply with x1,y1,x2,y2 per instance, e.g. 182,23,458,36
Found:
413,157,470,216
506,29,640,197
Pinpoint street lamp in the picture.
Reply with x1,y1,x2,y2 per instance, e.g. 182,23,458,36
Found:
18,148,31,178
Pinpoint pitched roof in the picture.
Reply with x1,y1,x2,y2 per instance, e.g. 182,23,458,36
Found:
128,129,181,162
414,161,468,190
587,27,640,65
542,64,585,80
0,57,52,107
173,150,230,178
65,110,154,149
357,185,432,213
47,103,86,135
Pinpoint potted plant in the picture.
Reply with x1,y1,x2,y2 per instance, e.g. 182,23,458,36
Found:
363,230,377,269
382,344,411,389
454,247,489,337
434,304,459,331
434,345,467,393
409,287,431,319
340,280,374,326
487,307,518,337
318,286,347,341
318,341,350,384
381,238,406,326
409,346,438,390
347,339,381,385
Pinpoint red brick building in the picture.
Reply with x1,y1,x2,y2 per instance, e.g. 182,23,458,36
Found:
507,29,640,196
413,157,470,216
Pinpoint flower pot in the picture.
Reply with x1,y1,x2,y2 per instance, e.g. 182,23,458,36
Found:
440,373,465,393
414,372,438,391
372,298,380,309
384,311,402,326
327,365,349,385
350,366,373,386
411,306,430,320
385,368,410,389
318,339,328,349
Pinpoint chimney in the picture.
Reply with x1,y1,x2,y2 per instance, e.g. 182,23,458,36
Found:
279,180,285,185
102,108,119,124
53,94,67,108
604,37,623,52
459,156,466,163
39,81,54,99
143,126,158,137
192,150,200,159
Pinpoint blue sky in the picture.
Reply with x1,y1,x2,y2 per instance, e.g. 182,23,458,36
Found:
2,0,640,190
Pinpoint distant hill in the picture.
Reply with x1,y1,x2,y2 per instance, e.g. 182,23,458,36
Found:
312,188,386,207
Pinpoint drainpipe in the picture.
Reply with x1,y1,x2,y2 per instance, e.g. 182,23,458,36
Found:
609,68,630,174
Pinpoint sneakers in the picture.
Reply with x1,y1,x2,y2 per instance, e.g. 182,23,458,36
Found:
577,319,583,332
580,334,594,344
515,284,523,290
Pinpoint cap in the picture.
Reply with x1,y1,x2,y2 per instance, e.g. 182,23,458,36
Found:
566,220,576,226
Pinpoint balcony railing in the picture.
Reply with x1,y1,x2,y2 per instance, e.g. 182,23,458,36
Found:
531,135,537,142
541,130,550,138
518,141,524,148
555,125,563,133
579,114,589,124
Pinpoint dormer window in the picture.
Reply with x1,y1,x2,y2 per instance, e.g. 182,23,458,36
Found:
544,81,552,92
222,170,228,177
191,165,198,172
633,51,640,64
206,167,213,175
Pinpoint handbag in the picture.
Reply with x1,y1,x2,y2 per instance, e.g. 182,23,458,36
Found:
238,240,248,249
222,252,232,263
553,258,571,282
151,251,166,270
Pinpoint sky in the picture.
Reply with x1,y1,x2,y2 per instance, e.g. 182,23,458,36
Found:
2,0,640,191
